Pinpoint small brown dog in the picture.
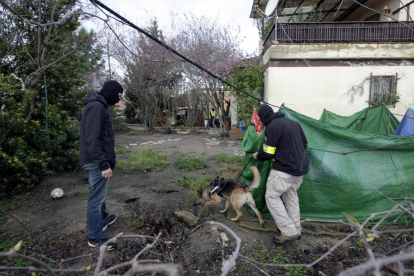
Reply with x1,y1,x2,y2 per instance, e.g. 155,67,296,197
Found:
195,166,264,226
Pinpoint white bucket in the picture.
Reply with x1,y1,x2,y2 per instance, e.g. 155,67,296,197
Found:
204,119,208,127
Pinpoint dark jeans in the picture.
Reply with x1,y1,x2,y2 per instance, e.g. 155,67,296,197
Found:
83,163,109,240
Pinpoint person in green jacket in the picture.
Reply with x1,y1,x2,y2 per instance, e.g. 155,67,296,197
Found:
210,108,216,127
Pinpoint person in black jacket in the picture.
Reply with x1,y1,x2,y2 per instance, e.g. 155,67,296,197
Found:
79,80,123,250
253,105,310,244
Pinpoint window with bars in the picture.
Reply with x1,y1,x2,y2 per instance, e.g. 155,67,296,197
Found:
369,73,399,106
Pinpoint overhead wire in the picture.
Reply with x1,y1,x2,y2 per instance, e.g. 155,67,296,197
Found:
91,0,414,133
276,18,312,67
94,4,185,63
333,0,345,18
90,0,281,109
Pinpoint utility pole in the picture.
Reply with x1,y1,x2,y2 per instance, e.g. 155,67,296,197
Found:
107,38,112,79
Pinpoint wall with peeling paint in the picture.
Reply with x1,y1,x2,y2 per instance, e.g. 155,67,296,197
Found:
263,44,414,120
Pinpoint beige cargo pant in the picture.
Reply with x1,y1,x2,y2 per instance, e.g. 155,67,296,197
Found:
265,170,303,237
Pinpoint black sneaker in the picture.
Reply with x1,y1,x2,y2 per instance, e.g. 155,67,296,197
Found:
88,238,117,250
103,214,117,231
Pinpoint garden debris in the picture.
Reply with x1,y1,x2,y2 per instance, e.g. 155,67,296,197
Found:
149,213,173,237
151,213,173,231
139,138,181,146
183,224,227,269
204,138,221,146
219,232,229,247
221,254,235,274
173,210,199,227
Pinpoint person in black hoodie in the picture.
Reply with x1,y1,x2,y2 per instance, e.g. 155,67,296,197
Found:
79,80,123,250
253,105,310,244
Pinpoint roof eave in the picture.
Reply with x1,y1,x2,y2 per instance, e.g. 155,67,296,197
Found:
250,0,270,18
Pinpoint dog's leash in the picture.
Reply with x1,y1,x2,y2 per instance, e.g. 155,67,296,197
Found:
237,155,254,180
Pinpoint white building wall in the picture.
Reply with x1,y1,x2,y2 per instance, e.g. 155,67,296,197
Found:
265,66,414,120
263,43,414,121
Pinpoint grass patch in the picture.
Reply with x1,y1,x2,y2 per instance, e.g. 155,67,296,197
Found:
177,173,212,200
117,147,170,173
174,154,208,172
121,213,144,229
0,230,32,267
115,146,130,154
74,188,89,198
211,153,244,166
0,196,22,212
243,247,313,275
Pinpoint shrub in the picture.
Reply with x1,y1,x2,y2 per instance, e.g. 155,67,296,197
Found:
0,26,102,198
115,146,129,154
174,154,208,171
0,76,82,197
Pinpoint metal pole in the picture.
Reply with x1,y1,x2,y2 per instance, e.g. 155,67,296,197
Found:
275,16,278,42
44,71,49,135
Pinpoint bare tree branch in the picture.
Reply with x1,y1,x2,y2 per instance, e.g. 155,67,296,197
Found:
0,210,29,232
0,0,89,27
339,251,414,276
0,249,57,276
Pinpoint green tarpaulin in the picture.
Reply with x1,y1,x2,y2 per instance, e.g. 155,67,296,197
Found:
242,105,414,221
319,104,399,135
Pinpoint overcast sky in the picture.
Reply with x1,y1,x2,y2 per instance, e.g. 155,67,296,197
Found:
91,0,263,55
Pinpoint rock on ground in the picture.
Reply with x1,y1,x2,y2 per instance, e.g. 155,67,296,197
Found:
173,210,199,227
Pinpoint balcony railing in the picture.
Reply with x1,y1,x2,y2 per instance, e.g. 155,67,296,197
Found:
262,21,414,55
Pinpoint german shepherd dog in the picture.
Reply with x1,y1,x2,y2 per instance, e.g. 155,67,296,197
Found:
195,166,264,226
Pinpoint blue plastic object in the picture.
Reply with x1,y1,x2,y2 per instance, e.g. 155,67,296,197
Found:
238,121,245,132
394,107,414,136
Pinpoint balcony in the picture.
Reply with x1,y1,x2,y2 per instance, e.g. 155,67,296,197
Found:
262,21,414,55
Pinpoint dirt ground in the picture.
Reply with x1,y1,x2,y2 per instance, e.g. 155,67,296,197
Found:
0,129,412,275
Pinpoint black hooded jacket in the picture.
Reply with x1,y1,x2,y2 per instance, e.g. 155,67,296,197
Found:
257,106,310,176
79,81,123,171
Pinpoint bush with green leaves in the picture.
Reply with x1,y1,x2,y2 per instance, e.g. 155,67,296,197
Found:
225,61,266,127
115,146,130,154
174,154,208,171
0,0,103,198
0,76,89,197
116,147,170,173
